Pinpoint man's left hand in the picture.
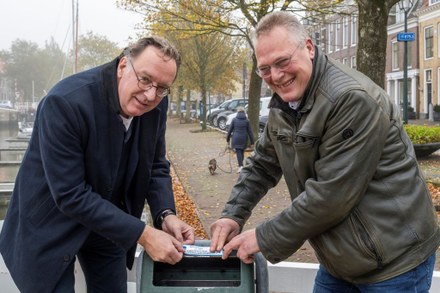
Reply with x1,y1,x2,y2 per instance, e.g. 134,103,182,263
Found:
162,215,195,244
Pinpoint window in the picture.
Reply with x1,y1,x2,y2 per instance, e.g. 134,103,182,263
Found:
351,56,356,69
426,69,433,108
351,14,357,46
392,41,399,70
438,23,440,57
343,58,348,65
321,28,327,52
335,19,341,51
425,26,434,59
343,17,348,48
430,0,440,5
329,23,334,53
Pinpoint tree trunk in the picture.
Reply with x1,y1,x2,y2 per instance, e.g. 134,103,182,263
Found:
247,54,263,140
356,0,398,88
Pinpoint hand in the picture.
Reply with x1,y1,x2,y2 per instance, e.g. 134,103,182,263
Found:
209,218,240,253
137,225,185,264
223,229,260,264
161,215,195,244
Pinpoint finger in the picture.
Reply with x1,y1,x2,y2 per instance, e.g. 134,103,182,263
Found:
210,226,221,252
222,240,236,260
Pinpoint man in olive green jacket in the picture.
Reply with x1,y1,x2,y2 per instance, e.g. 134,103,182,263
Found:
210,11,439,292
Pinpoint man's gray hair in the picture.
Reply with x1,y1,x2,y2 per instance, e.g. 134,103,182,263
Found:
121,36,181,70
251,11,309,47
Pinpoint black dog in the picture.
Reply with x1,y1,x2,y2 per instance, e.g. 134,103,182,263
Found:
208,158,217,175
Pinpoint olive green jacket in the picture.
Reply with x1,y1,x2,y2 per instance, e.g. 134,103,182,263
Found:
221,47,440,284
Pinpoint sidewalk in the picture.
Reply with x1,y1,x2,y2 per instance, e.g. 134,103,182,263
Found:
165,118,440,269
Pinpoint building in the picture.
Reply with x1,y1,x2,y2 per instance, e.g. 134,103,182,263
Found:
414,0,440,119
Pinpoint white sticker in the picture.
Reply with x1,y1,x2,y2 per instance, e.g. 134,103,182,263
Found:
183,245,223,257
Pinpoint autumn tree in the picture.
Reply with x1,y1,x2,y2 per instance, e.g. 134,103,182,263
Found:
0,39,65,102
148,1,245,129
75,31,121,72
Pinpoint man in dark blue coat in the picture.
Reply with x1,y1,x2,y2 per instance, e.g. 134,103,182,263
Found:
0,36,195,292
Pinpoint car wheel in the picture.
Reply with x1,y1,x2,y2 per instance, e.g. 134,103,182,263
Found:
212,115,219,127
218,117,227,130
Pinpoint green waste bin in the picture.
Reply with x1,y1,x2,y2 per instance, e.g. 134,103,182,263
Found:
137,240,268,293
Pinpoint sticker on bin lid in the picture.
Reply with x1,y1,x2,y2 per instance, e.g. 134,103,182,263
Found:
183,245,223,257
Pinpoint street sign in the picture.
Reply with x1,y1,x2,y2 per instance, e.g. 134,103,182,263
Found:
397,32,415,42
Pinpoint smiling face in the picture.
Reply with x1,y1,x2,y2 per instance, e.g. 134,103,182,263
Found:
117,46,177,117
255,26,315,103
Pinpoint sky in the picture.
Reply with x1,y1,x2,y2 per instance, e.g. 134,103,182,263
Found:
0,0,144,51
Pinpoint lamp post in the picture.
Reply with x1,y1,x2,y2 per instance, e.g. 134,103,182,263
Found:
398,0,414,124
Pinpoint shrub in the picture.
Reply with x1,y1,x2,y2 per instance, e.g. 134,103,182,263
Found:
404,124,440,144
433,104,440,113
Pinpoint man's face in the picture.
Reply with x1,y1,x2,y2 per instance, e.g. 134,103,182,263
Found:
255,26,315,103
117,46,177,117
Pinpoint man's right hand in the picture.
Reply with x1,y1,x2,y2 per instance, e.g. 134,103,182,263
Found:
137,225,184,264
209,218,240,253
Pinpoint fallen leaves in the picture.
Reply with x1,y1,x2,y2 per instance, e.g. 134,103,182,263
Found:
171,169,208,240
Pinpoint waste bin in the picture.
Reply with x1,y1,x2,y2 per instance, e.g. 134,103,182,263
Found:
137,240,268,293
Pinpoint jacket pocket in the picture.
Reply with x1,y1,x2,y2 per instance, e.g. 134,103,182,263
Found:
311,210,382,280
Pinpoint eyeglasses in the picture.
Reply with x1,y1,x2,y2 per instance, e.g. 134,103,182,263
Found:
255,43,303,78
127,57,170,98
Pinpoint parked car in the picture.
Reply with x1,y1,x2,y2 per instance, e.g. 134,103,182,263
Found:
225,96,271,132
207,98,247,126
0,100,13,109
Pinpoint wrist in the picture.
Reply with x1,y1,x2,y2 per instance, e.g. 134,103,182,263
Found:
157,209,176,227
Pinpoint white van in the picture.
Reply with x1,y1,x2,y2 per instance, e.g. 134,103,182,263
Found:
225,96,271,131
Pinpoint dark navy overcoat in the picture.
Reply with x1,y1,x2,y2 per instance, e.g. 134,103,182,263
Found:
227,111,254,149
0,58,175,292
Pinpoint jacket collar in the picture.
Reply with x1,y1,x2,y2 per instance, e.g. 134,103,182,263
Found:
101,57,122,115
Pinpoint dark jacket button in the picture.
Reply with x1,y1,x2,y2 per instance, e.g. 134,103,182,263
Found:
63,255,70,262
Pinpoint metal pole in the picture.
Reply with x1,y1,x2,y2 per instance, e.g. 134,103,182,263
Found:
403,10,408,124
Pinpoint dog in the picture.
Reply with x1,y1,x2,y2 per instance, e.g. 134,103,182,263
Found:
208,158,217,175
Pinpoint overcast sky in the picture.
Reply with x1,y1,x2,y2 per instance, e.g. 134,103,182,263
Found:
0,0,144,51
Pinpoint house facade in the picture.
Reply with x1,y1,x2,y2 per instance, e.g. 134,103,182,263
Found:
305,0,440,121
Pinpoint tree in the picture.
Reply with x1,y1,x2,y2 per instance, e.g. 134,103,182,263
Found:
74,31,121,72
147,2,245,129
356,0,399,88
0,39,65,102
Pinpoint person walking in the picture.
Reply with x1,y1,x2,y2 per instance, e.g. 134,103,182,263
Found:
226,107,254,173
210,11,439,292
0,36,195,293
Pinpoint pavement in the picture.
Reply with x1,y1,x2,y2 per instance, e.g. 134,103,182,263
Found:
165,117,440,269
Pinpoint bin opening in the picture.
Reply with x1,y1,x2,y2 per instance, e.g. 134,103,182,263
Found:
153,256,242,287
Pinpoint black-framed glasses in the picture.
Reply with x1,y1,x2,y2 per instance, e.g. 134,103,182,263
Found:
127,57,170,98
255,42,303,78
